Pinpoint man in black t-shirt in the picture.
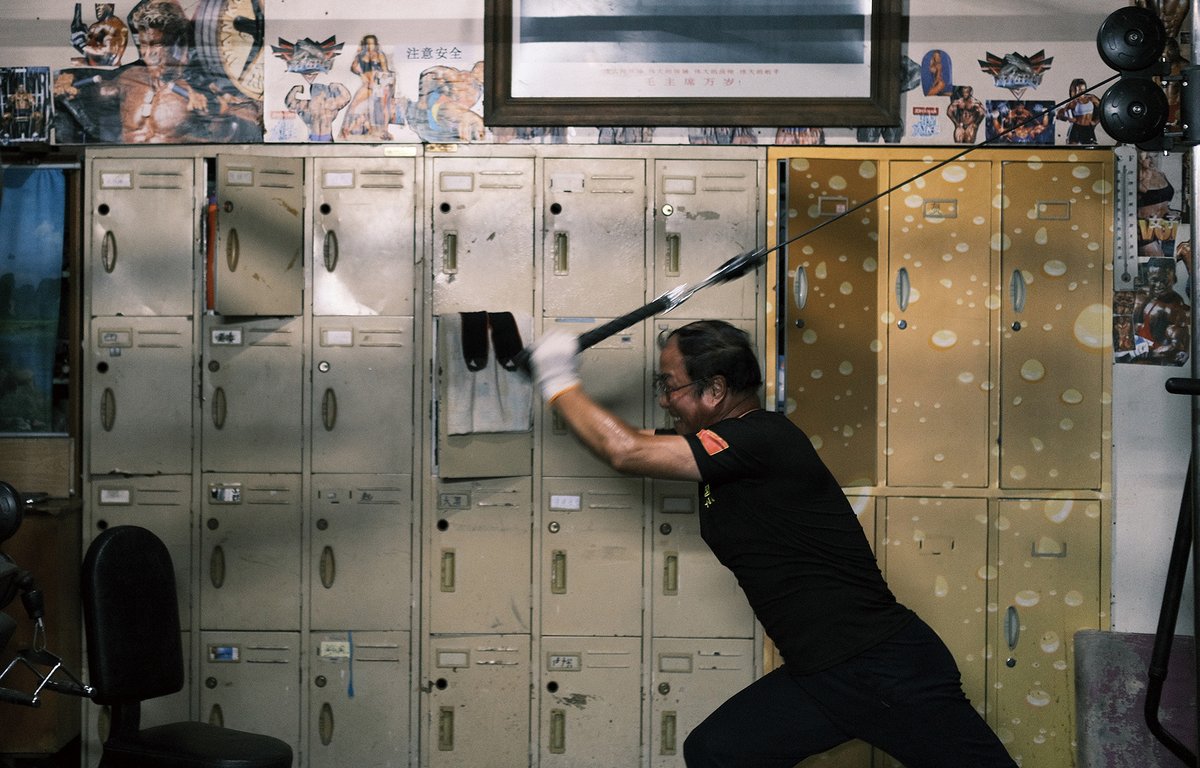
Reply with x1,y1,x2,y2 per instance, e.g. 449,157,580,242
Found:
530,319,1016,767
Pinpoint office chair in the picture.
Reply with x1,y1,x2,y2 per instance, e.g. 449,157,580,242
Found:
82,525,293,768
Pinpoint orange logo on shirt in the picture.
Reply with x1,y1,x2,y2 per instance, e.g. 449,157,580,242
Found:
698,429,728,456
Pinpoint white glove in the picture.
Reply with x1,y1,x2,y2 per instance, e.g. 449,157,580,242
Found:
529,331,581,402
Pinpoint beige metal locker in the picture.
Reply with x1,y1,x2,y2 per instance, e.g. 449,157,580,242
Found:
310,474,413,631
991,498,1102,767
199,631,302,750
308,631,410,768
310,317,414,475
542,157,647,318
427,478,532,635
777,155,882,487
214,154,305,316
539,636,643,767
201,316,303,473
200,474,302,631
312,156,416,317
87,156,196,317
88,316,193,475
541,318,646,478
540,477,644,637
886,160,993,488
654,159,759,320
649,638,756,768
651,481,754,639
999,159,1109,491
424,635,531,768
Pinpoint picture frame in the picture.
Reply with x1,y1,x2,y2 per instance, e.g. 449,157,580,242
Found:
484,0,903,127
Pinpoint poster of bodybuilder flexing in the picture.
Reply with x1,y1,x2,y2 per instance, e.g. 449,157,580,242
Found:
0,67,51,144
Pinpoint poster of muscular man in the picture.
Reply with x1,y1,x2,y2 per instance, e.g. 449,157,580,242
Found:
0,68,51,144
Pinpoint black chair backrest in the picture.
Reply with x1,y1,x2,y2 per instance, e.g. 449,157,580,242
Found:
82,525,184,706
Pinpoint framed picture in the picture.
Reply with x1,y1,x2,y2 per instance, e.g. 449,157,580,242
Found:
484,0,902,127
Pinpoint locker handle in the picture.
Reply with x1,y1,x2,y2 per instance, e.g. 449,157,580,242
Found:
663,552,679,595
551,550,567,594
440,549,456,592
549,708,566,754
895,267,911,312
438,706,455,751
661,710,678,755
211,387,227,430
1005,605,1020,651
226,227,240,272
1031,540,1068,558
100,388,117,432
554,232,570,275
318,701,334,745
101,230,118,274
443,231,458,274
210,545,226,589
665,233,681,276
209,703,224,727
793,265,808,310
1009,269,1027,314
323,230,339,273
319,545,336,589
322,388,337,431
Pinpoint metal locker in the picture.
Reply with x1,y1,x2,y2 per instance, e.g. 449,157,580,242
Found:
430,155,535,314
310,474,413,631
654,159,760,320
88,316,193,475
313,156,417,316
999,159,1109,491
541,318,645,478
214,154,305,316
542,157,647,318
88,156,196,317
539,636,642,768
427,479,532,634
309,630,411,768
424,635,530,768
992,498,1102,767
201,316,303,473
886,160,993,489
651,481,753,639
200,474,302,631
311,317,414,475
540,477,643,637
882,496,989,710
649,638,756,768
199,631,302,750
776,154,882,488
89,475,193,626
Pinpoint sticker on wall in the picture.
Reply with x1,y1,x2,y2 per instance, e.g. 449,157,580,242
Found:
0,67,52,145
921,49,953,96
945,85,986,144
1054,77,1101,146
978,49,1053,102
984,100,1054,145
269,36,348,142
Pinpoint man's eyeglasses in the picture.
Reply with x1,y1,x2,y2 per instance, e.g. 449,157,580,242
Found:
652,374,707,398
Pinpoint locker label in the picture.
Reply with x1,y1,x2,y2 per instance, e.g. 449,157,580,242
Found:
923,199,958,219
437,650,469,668
319,640,351,659
662,176,696,195
322,171,355,188
98,488,132,505
98,330,132,348
225,168,254,186
209,484,242,503
320,329,354,346
208,644,240,662
99,172,133,189
661,496,694,514
549,494,581,511
439,172,474,192
547,653,582,671
210,328,243,345
438,492,470,509
658,654,692,673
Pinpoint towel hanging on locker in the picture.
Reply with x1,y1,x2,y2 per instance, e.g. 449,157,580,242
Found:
440,311,533,435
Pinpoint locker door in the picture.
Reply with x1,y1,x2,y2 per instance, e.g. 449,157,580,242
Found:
313,156,416,316
778,155,881,487
654,159,759,320
882,496,989,709
992,498,1102,767
541,477,643,637
201,317,303,473
88,157,196,316
649,638,756,768
428,479,532,634
89,475,192,626
89,317,193,475
539,637,642,768
542,157,647,317
309,631,410,768
886,160,993,488
311,317,414,475
200,474,302,631
542,318,645,478
431,155,534,313
215,155,305,316
999,159,1109,491
199,631,302,749
425,635,530,768
311,474,413,631
651,481,753,639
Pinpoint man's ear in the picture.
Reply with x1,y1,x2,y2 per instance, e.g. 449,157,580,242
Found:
706,375,728,401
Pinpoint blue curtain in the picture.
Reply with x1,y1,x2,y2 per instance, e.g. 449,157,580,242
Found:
0,167,66,432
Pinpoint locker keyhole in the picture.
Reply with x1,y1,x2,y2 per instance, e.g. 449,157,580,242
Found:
546,681,559,693
439,202,451,213
437,519,449,531
207,518,219,531
96,362,109,374
205,677,217,689
435,678,448,690
320,203,332,215
95,519,109,530
316,518,329,531
97,204,110,216
550,203,563,215
659,523,672,535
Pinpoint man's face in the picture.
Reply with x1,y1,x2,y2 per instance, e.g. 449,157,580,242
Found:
656,338,716,435
1147,265,1175,297
138,28,173,71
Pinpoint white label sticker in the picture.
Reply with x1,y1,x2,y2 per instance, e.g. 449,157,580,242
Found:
549,494,581,511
